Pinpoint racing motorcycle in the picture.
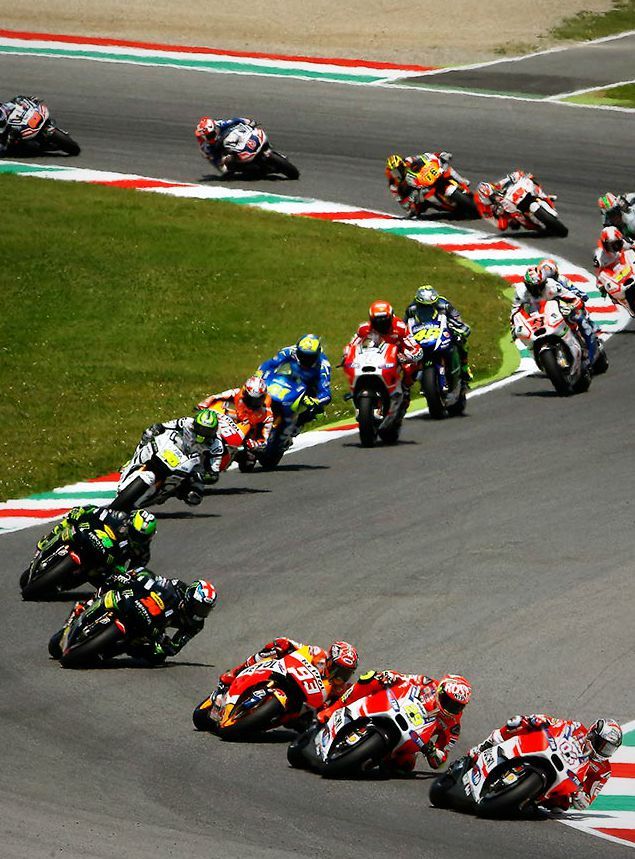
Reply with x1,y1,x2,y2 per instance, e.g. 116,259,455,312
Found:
341,337,407,446
406,154,479,219
20,520,103,600
49,588,164,668
597,250,635,316
4,96,80,156
511,299,596,395
256,371,311,469
495,174,568,237
408,315,465,418
193,645,329,739
430,723,591,817
219,122,299,179
288,680,442,778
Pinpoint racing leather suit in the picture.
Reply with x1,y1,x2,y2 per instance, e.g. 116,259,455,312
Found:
601,193,635,240
0,96,36,155
258,346,332,426
404,296,472,382
40,505,150,583
387,152,467,216
511,278,599,364
476,170,538,231
198,117,256,173
468,715,612,810
318,670,463,773
196,388,274,451
140,417,224,503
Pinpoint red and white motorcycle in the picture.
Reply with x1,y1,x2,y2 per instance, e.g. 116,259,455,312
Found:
512,298,592,395
193,645,330,739
497,174,567,237
5,96,80,156
341,337,409,447
597,249,635,317
430,722,591,817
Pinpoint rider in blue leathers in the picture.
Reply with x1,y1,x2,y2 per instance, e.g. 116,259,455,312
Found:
258,334,332,427
195,116,257,174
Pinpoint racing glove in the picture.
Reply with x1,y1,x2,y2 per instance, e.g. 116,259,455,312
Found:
141,423,164,444
571,791,591,811
425,745,448,770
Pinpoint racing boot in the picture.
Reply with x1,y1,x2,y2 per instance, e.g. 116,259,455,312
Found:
460,362,473,391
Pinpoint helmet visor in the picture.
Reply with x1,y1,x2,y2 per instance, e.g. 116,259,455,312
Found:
243,391,265,409
329,661,355,684
371,315,392,335
604,239,623,253
592,734,620,759
438,689,466,716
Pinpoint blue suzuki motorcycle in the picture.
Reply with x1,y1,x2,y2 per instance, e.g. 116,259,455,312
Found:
258,370,309,469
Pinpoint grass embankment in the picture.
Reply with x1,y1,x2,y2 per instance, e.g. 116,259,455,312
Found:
1,175,510,500
551,1,635,42
565,82,635,106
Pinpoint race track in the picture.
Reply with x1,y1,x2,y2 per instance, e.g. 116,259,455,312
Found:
0,48,633,858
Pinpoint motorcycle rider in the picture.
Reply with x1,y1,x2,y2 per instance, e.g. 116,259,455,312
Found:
468,714,623,811
50,569,217,662
0,95,38,155
195,115,258,174
385,151,468,216
343,300,423,413
317,670,472,773
598,192,635,240
35,505,157,584
512,266,600,366
196,375,273,469
537,258,590,303
216,637,359,710
258,334,332,427
138,409,223,504
475,170,540,231
404,286,473,385
593,225,634,275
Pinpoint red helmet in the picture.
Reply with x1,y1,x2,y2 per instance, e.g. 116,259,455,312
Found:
241,375,268,409
601,226,624,254
326,641,359,684
436,674,472,716
195,116,219,144
369,300,394,335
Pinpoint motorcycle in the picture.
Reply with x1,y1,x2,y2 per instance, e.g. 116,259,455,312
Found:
288,680,442,778
341,336,407,446
496,174,567,237
597,249,635,317
408,314,465,418
256,370,311,469
406,154,479,219
193,645,329,739
219,122,299,179
430,723,590,817
5,96,80,156
20,520,105,600
511,299,595,395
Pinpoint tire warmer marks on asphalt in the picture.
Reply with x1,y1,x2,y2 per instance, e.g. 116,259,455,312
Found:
0,158,628,535
0,29,434,85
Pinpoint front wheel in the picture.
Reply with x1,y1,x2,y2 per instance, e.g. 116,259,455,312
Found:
357,394,379,447
323,729,389,778
110,475,154,511
539,348,572,396
533,207,568,237
421,365,445,418
60,623,123,668
193,697,218,732
217,694,285,741
593,345,609,375
20,553,79,600
46,127,81,156
266,151,300,180
478,769,544,817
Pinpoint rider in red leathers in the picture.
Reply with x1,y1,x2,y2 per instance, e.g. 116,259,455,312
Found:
468,714,622,810
343,301,423,411
317,670,472,773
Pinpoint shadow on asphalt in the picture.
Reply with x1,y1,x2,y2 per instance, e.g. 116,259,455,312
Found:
32,590,95,602
342,439,418,449
200,173,296,183
206,486,272,495
512,390,559,398
256,463,329,472
61,657,217,670
153,511,221,519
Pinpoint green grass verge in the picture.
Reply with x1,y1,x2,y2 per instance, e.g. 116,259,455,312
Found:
551,1,635,41
0,175,510,500
564,82,635,106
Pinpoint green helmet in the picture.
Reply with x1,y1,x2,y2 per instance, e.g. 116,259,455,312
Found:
193,409,219,442
128,509,157,556
415,286,439,306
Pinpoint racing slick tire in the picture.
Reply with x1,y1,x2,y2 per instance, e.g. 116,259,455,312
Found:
625,284,635,315
421,366,446,418
20,554,78,601
216,694,285,741
193,698,219,732
357,394,378,447
60,623,123,668
110,476,152,511
48,629,64,659
540,349,572,396
257,448,285,470
378,423,401,444
266,150,300,180
47,128,81,156
592,345,609,376
322,729,390,778
478,769,544,818
450,189,480,220
534,207,568,237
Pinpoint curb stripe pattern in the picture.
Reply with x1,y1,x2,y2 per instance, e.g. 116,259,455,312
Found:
0,159,628,540
0,30,434,85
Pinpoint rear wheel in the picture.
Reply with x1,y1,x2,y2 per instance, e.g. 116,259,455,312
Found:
266,151,300,180
357,395,378,447
110,476,152,511
60,623,123,668
540,349,572,396
478,769,544,817
47,127,81,156
450,189,479,219
323,729,389,778
593,345,609,375
217,694,285,741
20,554,78,600
534,207,568,237
421,366,446,418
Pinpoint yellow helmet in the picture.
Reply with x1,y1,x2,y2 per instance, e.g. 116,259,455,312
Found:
386,154,405,173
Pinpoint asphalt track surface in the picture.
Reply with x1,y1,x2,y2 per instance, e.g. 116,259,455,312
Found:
1,45,634,859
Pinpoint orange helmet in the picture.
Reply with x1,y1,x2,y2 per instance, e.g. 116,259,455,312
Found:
369,300,394,335
436,674,472,716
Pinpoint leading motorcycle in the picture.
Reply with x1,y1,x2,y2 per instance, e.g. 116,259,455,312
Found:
219,121,299,179
5,96,80,156
430,723,591,817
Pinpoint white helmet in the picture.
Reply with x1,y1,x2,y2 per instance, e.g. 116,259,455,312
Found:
587,719,622,760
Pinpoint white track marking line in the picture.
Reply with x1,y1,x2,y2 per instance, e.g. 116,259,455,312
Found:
546,78,635,100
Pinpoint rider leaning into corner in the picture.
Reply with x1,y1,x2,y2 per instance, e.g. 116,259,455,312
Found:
404,286,473,386
0,95,38,155
475,170,539,231
195,115,257,174
598,192,635,241
257,334,332,427
385,151,468,216
593,225,634,276
317,670,472,773
468,714,623,811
